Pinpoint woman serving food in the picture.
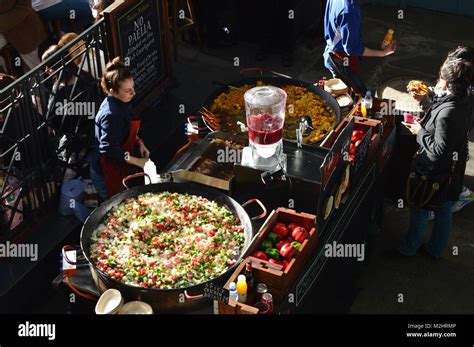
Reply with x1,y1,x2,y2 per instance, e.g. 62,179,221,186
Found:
90,57,150,199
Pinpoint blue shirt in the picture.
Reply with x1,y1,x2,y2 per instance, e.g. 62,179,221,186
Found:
91,96,133,173
323,0,365,70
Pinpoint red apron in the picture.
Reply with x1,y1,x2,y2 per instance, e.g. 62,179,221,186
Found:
333,51,361,76
100,119,141,198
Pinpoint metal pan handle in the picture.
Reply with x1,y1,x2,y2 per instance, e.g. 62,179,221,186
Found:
240,67,263,77
242,198,267,221
122,172,151,189
184,290,204,301
268,70,292,79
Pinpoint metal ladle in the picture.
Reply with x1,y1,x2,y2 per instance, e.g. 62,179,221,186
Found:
296,116,314,148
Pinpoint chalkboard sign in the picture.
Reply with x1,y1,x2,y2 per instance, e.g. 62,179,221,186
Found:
104,0,172,114
203,282,230,305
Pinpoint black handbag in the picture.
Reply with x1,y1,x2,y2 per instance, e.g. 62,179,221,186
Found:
405,152,455,209
406,130,468,209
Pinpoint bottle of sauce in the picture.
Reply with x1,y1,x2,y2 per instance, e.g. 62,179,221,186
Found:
360,101,367,117
245,262,254,290
363,91,373,117
381,29,394,49
236,275,247,303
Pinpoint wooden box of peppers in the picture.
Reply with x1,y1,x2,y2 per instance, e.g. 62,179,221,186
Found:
218,208,318,314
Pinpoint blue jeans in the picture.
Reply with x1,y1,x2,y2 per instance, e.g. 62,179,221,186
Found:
399,201,453,257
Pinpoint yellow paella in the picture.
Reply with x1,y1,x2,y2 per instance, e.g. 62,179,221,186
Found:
204,81,338,144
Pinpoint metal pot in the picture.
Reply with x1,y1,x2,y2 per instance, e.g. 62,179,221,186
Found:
201,69,342,146
80,173,266,313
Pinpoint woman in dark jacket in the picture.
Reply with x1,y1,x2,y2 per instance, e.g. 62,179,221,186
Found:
400,57,472,259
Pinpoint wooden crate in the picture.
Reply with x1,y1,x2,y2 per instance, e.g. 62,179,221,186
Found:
322,115,382,168
218,259,278,314
348,115,382,163
218,208,318,314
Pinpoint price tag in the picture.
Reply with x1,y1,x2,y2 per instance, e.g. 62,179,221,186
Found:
203,283,229,304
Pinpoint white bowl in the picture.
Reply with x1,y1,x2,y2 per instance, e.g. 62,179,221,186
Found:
95,289,124,315
325,79,348,96
336,93,354,108
118,301,154,315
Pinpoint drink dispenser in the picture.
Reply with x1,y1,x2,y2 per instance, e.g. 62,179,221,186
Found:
244,86,287,169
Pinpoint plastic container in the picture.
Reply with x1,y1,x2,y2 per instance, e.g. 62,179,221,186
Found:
244,86,287,163
229,282,238,302
236,274,248,303
363,91,373,117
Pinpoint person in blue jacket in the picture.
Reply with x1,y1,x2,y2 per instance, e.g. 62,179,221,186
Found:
90,57,150,199
323,0,397,76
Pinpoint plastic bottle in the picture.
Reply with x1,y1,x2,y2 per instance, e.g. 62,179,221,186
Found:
236,274,248,303
229,282,238,302
360,101,367,118
381,29,394,49
363,91,373,117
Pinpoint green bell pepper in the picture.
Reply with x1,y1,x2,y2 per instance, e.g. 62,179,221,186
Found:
265,248,280,260
266,232,280,245
291,241,302,250
261,240,273,250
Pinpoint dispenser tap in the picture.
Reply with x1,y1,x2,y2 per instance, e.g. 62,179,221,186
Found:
297,116,314,148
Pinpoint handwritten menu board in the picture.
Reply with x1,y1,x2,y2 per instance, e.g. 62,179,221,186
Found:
110,0,170,112
117,0,165,106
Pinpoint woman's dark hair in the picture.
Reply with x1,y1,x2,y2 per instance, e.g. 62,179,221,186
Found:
440,58,473,97
101,57,133,94
447,46,474,85
447,46,474,62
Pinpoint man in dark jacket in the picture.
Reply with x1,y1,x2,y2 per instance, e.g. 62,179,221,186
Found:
400,58,472,259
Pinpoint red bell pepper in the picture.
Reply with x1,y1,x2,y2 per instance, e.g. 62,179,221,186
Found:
282,260,289,271
272,223,289,238
253,251,269,261
292,227,309,243
287,223,298,232
351,130,364,142
280,243,297,260
275,240,287,251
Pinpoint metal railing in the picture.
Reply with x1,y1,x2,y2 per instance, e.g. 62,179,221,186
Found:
0,19,110,240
